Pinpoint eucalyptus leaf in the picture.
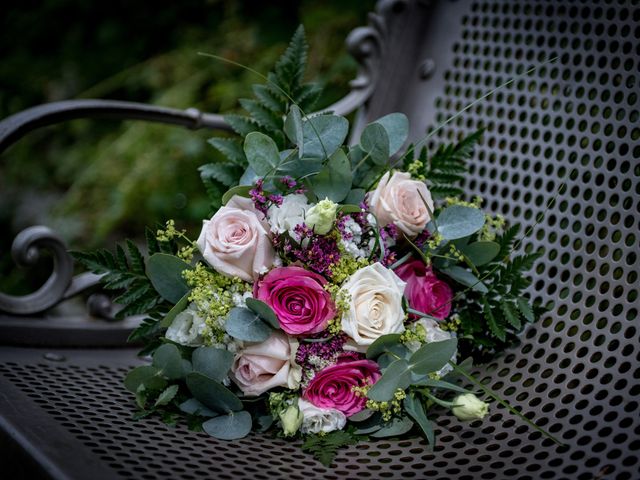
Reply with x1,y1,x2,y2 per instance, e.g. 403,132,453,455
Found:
284,105,304,157
245,298,279,329
179,398,218,418
225,307,272,342
202,411,253,440
343,189,366,205
404,393,434,445
222,185,253,205
410,377,470,394
192,347,234,382
366,334,403,360
337,204,363,214
461,241,500,266
409,338,458,375
301,115,349,160
186,372,243,413
441,266,489,293
436,205,485,240
146,253,192,304
311,149,352,202
243,132,281,176
160,293,189,328
348,409,375,422
374,112,409,155
153,343,185,380
124,365,166,393
367,359,411,402
370,416,414,438
360,123,389,165
352,412,383,434
154,384,179,407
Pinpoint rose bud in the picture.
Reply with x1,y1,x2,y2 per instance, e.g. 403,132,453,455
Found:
451,393,489,421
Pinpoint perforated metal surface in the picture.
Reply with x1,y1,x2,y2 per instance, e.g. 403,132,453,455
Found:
1,0,639,479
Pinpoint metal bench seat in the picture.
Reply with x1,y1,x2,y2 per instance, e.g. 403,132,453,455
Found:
1,1,639,478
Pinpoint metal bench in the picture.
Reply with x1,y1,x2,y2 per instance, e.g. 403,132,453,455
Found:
1,1,639,478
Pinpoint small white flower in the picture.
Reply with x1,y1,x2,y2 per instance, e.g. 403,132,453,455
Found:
165,305,207,346
298,398,346,434
306,198,338,235
267,194,310,236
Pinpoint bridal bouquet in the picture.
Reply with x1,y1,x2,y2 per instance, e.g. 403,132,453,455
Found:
74,28,545,465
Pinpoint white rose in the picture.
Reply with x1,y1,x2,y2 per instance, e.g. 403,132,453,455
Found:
298,398,347,434
165,305,206,346
340,263,406,346
267,194,310,236
197,195,276,282
230,331,301,396
367,171,434,237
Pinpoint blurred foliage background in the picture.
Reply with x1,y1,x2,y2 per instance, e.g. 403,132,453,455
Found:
0,0,375,293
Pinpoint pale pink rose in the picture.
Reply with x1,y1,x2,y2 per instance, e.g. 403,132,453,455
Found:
303,359,381,416
230,331,301,396
367,171,434,237
197,195,276,282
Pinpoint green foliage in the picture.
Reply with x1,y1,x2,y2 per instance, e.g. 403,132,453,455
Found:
70,238,164,319
301,430,361,467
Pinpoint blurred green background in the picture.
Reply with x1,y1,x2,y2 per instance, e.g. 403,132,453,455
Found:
0,0,375,294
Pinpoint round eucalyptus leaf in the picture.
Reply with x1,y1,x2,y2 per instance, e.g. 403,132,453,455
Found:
192,347,234,382
225,307,271,342
311,149,352,202
409,338,458,375
202,410,253,440
366,333,403,360
146,253,192,303
436,205,486,240
124,365,166,393
360,122,389,165
301,115,349,160
245,298,279,329
186,372,243,413
373,112,409,155
179,398,218,418
152,343,186,380
461,241,500,266
370,416,414,438
243,132,281,176
367,359,411,402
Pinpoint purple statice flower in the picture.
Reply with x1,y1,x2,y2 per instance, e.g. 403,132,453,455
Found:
413,228,432,249
284,224,341,275
249,179,269,215
280,176,297,189
268,193,283,207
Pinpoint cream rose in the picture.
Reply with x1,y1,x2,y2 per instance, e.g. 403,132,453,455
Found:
340,263,406,346
298,398,346,434
197,195,276,282
230,331,301,396
367,171,434,237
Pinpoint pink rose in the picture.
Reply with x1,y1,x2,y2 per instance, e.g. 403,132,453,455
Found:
303,359,381,416
395,259,453,320
197,195,276,282
367,171,434,237
230,331,301,396
255,266,336,336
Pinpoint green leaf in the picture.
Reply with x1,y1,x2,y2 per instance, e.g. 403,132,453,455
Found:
484,298,506,341
374,112,409,156
199,163,244,187
440,266,489,293
367,359,411,402
360,122,389,165
410,377,470,394
153,344,186,380
404,393,434,445
222,185,253,204
225,307,272,342
207,137,247,166
179,398,218,418
338,204,363,214
146,253,192,303
517,297,535,322
126,240,145,275
370,416,414,438
348,409,375,422
284,105,304,156
366,333,403,360
154,384,179,407
301,115,349,160
301,431,360,467
124,365,166,393
243,131,281,176
202,411,252,440
436,205,486,240
311,149,352,202
192,347,234,382
461,241,500,266
239,98,281,132
409,338,458,375
501,300,522,329
245,298,279,329
186,372,243,413
344,189,366,205
224,114,259,137
160,293,189,328
273,25,307,96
